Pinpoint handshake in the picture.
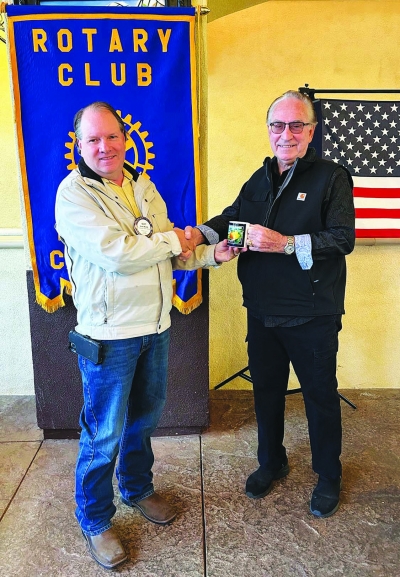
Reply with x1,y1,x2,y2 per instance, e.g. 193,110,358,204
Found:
174,223,287,260
173,226,241,264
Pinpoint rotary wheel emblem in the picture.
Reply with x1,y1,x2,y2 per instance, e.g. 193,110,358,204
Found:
64,110,155,177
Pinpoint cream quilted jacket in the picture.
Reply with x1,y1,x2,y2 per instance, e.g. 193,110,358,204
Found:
55,161,216,339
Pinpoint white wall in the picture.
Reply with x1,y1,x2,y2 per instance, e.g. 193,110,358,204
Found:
0,248,34,394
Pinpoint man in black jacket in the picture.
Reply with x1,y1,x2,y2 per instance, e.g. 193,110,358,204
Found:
190,90,355,518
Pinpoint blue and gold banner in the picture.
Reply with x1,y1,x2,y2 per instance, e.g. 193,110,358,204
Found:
6,5,202,314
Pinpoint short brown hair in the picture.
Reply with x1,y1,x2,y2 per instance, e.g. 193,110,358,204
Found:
74,101,126,140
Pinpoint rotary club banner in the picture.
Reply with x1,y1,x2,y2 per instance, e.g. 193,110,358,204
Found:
6,4,202,313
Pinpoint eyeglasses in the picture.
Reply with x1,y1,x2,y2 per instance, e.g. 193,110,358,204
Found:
269,122,313,134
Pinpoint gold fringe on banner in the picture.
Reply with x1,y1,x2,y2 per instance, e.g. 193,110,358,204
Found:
172,270,203,315
34,280,72,313
173,291,203,315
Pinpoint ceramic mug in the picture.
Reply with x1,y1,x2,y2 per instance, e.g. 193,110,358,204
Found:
227,221,249,248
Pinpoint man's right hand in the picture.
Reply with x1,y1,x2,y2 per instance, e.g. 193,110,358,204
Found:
184,226,206,246
173,227,196,261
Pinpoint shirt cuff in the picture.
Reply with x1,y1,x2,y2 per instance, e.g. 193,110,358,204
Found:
196,224,220,245
294,234,313,270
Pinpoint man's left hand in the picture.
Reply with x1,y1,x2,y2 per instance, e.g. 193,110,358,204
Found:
214,239,239,263
246,225,287,253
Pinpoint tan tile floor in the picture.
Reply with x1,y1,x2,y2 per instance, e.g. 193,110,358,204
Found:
0,390,399,576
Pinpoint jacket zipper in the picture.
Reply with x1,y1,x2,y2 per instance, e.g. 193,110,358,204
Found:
156,264,163,331
64,242,77,296
263,159,298,227
85,182,128,324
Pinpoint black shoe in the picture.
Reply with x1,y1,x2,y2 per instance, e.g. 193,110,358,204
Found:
310,475,342,518
245,459,289,499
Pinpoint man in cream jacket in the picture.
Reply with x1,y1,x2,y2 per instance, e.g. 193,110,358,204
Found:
55,101,235,570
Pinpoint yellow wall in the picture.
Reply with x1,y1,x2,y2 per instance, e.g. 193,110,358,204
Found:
207,0,266,22
208,1,400,389
208,0,397,23
0,41,20,228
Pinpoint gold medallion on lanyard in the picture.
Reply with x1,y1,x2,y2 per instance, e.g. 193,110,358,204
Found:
118,180,153,238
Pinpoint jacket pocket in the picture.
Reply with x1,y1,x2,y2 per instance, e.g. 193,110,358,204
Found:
238,254,316,312
151,209,169,233
88,267,109,325
147,194,169,233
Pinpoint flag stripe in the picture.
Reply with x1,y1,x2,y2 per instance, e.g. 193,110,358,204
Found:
353,177,400,188
354,187,400,198
356,218,400,228
356,229,400,238
356,209,400,219
354,197,400,209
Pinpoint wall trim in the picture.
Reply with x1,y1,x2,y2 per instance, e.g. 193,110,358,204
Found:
0,228,23,248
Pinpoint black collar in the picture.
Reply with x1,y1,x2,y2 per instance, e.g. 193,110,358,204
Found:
78,158,139,184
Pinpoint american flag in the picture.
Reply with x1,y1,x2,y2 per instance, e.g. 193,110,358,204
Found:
313,99,400,238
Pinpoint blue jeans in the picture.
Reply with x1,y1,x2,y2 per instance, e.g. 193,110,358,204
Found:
75,330,170,536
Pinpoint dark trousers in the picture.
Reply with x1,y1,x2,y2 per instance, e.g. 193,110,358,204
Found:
247,313,342,480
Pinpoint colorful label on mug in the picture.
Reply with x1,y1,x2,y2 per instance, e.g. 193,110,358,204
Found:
227,222,248,248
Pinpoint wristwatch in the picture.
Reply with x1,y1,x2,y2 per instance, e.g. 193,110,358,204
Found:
284,236,295,255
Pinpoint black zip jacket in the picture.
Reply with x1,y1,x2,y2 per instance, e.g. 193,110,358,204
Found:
204,148,355,317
